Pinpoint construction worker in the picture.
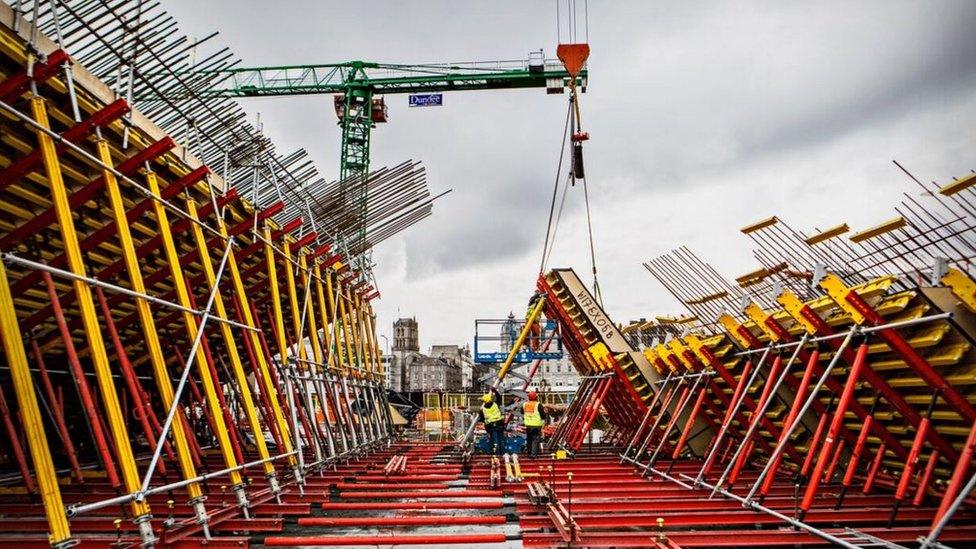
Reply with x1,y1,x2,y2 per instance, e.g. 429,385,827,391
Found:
522,390,549,458
479,388,505,455
525,290,545,352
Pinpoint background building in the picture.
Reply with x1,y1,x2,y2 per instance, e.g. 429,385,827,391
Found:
390,317,420,391
406,355,462,392
388,319,475,393
528,354,580,392
496,311,578,393
393,317,419,352
430,344,487,392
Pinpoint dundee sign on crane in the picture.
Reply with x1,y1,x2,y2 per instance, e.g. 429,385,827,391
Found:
409,93,443,107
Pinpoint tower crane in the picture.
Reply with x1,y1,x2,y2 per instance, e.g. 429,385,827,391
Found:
146,53,587,265
161,54,586,181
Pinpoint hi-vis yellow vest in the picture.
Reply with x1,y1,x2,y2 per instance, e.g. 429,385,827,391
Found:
483,402,502,424
523,401,544,427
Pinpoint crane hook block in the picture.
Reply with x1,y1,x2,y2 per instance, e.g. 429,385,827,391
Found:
557,44,590,79
572,131,590,143
572,142,585,180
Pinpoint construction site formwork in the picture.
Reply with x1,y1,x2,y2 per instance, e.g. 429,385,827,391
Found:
0,2,395,546
2,1,976,548
535,169,976,546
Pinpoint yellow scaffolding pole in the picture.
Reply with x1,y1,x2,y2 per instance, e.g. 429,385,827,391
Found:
286,248,323,460
328,273,348,373
0,261,71,546
314,263,335,369
264,227,292,370
31,97,154,537
283,239,308,363
334,277,365,442
349,291,381,438
301,255,324,366
145,172,244,500
96,140,205,510
186,199,276,481
314,261,350,451
223,224,296,467
337,281,357,373
364,301,383,379
312,262,335,370
263,226,310,469
497,298,546,381
347,286,367,374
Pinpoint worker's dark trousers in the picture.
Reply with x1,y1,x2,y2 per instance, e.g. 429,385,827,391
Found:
488,424,505,455
525,426,542,458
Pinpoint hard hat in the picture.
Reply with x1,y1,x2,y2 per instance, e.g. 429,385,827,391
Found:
481,393,493,403
527,390,538,401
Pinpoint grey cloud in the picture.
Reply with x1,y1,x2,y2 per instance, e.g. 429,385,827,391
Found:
164,0,975,348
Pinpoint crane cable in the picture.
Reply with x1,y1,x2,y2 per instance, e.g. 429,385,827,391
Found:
542,172,572,271
556,0,589,45
538,100,573,274
541,0,600,303
537,95,603,306
580,172,602,305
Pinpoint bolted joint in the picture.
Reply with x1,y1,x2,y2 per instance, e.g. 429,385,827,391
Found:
191,499,210,527
232,482,251,508
50,537,79,549
133,513,158,547
267,472,282,495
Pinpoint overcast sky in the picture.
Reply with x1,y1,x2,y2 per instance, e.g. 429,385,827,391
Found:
167,0,976,353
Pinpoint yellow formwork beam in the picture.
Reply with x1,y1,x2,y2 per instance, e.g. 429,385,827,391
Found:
587,341,611,371
223,224,295,465
939,172,976,196
643,348,664,375
338,281,353,356
743,302,781,342
145,172,242,489
263,225,315,458
654,344,680,373
776,289,819,335
97,140,204,504
718,313,753,349
683,334,709,365
818,272,866,325
804,223,850,246
941,267,976,314
31,98,152,524
0,261,71,546
352,293,382,438
335,278,366,443
667,339,695,370
850,216,906,243
186,199,275,478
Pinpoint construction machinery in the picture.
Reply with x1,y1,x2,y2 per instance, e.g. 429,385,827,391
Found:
145,56,588,261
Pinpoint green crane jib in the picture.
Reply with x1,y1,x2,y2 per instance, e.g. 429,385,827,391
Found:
160,53,586,182
151,53,586,270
